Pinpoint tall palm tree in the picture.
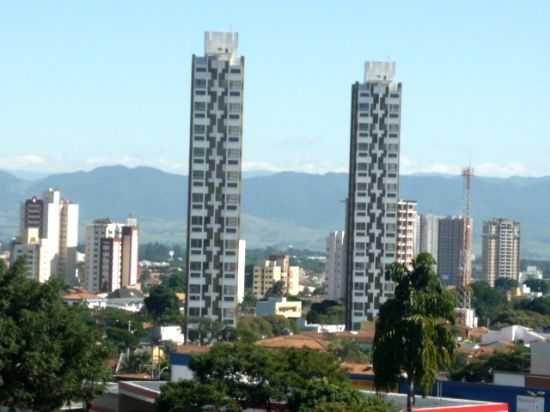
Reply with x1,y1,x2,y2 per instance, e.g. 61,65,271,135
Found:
373,253,456,412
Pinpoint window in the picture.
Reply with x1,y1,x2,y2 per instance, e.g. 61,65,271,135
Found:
194,102,206,111
358,143,369,151
389,124,399,132
224,262,236,272
389,104,400,113
227,171,240,182
387,203,397,213
226,194,239,205
358,123,369,131
225,240,238,249
359,103,370,111
353,302,364,311
355,242,366,251
190,262,201,271
229,80,242,90
388,163,398,174
194,125,206,134
189,308,200,317
386,223,396,233
189,284,201,294
354,262,365,270
357,163,368,171
357,183,367,191
385,243,396,252
229,103,241,113
356,222,366,231
228,126,241,136
230,68,241,74
194,79,207,88
192,193,204,203
193,148,205,157
386,184,397,194
191,216,203,225
354,282,365,290
386,144,399,154
226,217,239,227
227,149,240,160
195,67,206,73
356,202,366,211
192,170,204,180
223,285,236,295
191,239,202,248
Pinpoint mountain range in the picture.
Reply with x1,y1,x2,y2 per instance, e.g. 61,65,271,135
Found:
1,166,549,258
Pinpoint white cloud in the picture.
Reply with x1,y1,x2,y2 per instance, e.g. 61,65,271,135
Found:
0,154,48,170
400,156,537,178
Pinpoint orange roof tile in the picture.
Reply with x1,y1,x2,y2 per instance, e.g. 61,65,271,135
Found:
257,334,329,351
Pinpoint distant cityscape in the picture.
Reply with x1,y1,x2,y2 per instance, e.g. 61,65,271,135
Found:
0,31,536,333
2,24,550,412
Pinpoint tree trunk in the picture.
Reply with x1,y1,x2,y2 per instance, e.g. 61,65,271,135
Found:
407,380,415,412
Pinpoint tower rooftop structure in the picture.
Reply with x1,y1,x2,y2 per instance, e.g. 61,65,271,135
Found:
204,31,239,58
364,61,396,83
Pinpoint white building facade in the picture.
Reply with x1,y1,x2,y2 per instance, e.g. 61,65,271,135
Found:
397,200,417,267
12,189,79,284
345,61,402,330
185,32,245,339
84,218,139,293
482,218,520,287
326,231,346,302
416,213,440,260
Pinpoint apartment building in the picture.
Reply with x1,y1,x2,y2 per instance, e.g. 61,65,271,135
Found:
482,218,520,287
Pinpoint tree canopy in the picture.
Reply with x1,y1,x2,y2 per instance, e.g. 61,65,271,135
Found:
524,278,549,294
306,300,345,325
0,259,111,412
494,277,518,292
156,342,396,412
450,345,529,383
373,253,456,412
144,284,182,323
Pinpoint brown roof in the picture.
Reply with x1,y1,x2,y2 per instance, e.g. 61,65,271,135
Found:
468,327,489,340
257,334,329,351
457,342,516,358
341,361,374,375
174,344,211,354
63,288,99,300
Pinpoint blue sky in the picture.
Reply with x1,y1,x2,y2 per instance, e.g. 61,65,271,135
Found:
1,1,549,177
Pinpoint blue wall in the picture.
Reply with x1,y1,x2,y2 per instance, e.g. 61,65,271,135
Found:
350,373,549,412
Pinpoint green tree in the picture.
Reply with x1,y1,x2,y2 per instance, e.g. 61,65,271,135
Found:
470,281,508,326
0,259,111,412
450,345,529,382
236,316,274,342
156,380,240,412
156,342,387,412
120,350,152,374
144,284,182,323
328,337,371,363
524,279,549,294
197,318,225,345
266,280,286,297
373,253,456,412
495,277,518,292
306,300,344,324
89,307,147,352
162,272,187,293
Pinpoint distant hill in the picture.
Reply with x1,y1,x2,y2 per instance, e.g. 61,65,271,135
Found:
1,166,549,258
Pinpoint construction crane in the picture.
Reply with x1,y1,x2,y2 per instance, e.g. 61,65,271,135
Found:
457,167,474,310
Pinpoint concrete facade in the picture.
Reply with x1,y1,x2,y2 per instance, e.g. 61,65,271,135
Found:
345,61,402,329
185,32,245,338
326,231,346,302
482,218,520,287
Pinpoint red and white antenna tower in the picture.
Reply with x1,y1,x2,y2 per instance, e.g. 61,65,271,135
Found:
458,167,474,309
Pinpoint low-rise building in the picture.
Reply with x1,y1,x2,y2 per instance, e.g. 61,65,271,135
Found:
63,287,144,312
256,296,302,319
252,255,301,298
